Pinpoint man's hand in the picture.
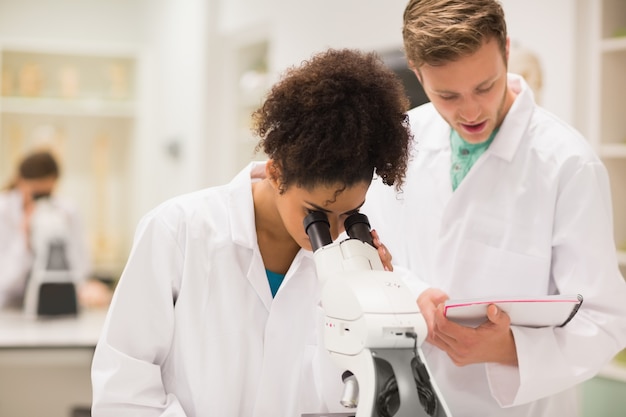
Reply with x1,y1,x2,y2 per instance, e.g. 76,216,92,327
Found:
417,287,450,344
417,288,518,366
431,303,518,366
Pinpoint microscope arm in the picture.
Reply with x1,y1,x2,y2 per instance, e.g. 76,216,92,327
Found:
306,212,452,417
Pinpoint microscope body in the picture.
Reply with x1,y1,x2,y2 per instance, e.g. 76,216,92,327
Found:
23,198,78,317
305,212,451,417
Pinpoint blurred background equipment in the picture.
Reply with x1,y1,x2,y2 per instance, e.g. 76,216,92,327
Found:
379,48,429,109
23,197,78,317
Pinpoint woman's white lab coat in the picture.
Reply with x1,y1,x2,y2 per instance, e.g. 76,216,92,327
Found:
91,162,344,417
0,189,90,308
363,75,626,417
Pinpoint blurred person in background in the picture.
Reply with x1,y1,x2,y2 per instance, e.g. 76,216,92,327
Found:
0,149,111,310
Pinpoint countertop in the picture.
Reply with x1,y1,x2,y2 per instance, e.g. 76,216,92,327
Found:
0,307,107,349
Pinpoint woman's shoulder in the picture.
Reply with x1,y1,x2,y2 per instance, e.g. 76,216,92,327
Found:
144,185,231,225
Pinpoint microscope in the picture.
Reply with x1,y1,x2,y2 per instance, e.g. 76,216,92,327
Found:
304,211,452,417
23,198,78,317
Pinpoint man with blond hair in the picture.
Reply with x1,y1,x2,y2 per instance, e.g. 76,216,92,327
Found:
365,0,626,415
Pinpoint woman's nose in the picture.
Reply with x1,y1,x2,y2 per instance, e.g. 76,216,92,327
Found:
328,217,342,241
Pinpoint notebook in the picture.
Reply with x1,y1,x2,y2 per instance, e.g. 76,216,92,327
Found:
443,294,583,328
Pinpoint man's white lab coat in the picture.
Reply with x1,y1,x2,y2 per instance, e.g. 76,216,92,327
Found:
91,162,343,417
363,75,626,417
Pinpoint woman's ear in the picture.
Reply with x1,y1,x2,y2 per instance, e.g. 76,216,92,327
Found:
265,160,282,192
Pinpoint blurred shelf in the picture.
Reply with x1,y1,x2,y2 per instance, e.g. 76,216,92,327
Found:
1,96,135,117
599,143,626,158
601,37,626,52
0,42,139,275
583,0,626,279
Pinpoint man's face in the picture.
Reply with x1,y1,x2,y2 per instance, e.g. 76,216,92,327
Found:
415,38,515,144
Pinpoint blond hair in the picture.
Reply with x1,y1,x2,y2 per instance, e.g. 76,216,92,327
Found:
402,0,507,69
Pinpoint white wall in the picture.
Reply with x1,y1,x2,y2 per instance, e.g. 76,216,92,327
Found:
0,0,581,198
0,0,222,226
265,0,578,123
270,0,408,71
0,0,149,44
215,0,580,185
0,0,582,262
133,0,215,218
500,0,577,126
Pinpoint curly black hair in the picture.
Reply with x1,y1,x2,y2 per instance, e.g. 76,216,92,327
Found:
252,48,412,194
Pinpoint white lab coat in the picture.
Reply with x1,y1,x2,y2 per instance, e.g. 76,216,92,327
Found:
0,189,90,308
363,74,626,417
91,162,344,417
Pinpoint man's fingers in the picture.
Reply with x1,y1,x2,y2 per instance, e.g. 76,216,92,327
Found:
486,304,510,326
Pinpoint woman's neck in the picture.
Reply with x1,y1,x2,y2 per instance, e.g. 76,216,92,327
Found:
252,180,300,274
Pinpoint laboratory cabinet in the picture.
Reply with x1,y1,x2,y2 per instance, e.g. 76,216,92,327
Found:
0,41,140,279
0,308,106,417
578,0,626,258
576,0,626,409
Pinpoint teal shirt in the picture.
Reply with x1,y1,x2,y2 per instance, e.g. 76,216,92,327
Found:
266,269,285,298
450,129,498,191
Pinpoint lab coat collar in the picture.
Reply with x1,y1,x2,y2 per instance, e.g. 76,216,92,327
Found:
227,161,272,309
226,161,316,260
226,161,315,308
488,74,536,162
227,161,267,249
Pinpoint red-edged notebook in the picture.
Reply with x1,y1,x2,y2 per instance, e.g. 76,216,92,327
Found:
443,294,583,328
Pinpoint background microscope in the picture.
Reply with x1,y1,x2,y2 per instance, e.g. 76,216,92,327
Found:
23,197,79,317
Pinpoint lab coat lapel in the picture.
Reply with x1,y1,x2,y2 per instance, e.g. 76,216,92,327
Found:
227,162,274,311
444,74,534,205
489,75,535,163
254,251,321,416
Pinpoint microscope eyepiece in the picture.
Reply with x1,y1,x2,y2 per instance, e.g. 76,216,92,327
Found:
304,211,333,252
344,212,375,248
304,211,376,252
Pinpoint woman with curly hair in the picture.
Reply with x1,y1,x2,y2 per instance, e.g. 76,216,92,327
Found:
91,48,412,417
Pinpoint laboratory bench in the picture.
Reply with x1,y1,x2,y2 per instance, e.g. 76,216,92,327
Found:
0,308,107,417
0,305,623,417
